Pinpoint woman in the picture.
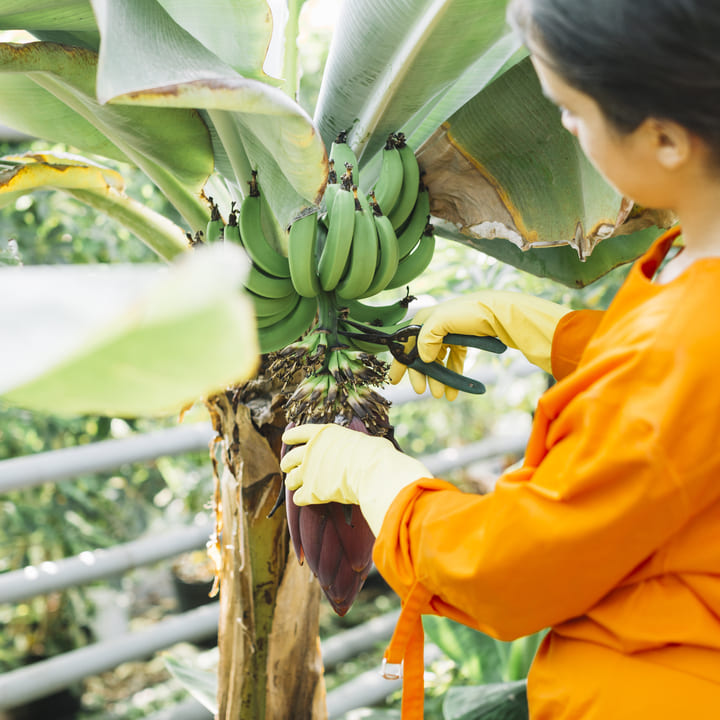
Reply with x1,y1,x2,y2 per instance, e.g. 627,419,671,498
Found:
282,1,720,717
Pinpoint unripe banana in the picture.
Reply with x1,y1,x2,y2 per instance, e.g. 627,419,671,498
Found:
288,210,321,298
257,294,318,354
361,202,400,297
248,289,299,318
323,180,341,217
342,298,409,327
205,197,224,244
318,185,355,291
396,186,430,258
239,172,291,278
385,222,436,290
255,300,298,328
336,190,378,300
245,263,295,299
329,131,360,188
387,135,421,231
224,203,242,246
372,134,404,216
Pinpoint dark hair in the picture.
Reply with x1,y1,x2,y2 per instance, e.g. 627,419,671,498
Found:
507,0,720,162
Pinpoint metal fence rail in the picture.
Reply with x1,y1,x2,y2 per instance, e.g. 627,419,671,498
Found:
0,522,214,604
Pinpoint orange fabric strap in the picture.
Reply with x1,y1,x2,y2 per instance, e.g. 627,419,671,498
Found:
382,581,434,719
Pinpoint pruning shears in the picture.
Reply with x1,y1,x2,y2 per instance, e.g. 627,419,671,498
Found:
341,320,507,395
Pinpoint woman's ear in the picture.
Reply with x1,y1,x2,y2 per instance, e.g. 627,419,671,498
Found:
645,119,692,170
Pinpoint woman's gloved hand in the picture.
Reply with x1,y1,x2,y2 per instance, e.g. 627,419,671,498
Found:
389,290,571,400
280,423,432,536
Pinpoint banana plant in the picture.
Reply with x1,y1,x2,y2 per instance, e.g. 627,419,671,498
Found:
0,1,671,718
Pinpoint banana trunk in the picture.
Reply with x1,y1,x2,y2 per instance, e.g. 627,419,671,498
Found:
206,383,327,720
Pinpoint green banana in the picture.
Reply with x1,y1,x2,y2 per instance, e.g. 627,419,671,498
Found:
361,203,400,297
396,186,430,258
372,134,403,216
224,203,242,246
255,298,299,329
205,197,224,244
342,298,409,327
387,135,421,231
385,222,436,290
258,294,318,354
330,131,360,188
318,185,355,291
323,180,341,216
336,190,378,300
248,289,299,318
239,172,291,278
245,263,295,299
288,210,321,298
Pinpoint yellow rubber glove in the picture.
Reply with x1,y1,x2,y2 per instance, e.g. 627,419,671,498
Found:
281,424,432,536
388,290,571,400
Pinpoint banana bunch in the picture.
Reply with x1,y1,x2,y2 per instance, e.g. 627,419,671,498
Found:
285,131,435,306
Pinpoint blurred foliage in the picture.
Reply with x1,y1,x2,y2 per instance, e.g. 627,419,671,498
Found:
0,139,180,267
0,135,213,679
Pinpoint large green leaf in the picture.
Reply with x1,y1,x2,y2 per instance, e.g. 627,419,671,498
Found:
0,73,128,163
404,34,527,153
0,0,95,28
419,58,673,284
0,244,259,416
90,0,327,227
436,221,660,288
0,1,100,49
421,59,621,250
443,681,528,720
154,0,272,80
314,0,511,163
0,41,213,231
424,616,508,685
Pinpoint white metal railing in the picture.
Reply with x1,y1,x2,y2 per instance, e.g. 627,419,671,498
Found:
0,367,534,716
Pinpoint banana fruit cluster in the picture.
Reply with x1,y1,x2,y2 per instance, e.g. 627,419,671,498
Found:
193,133,434,359
287,132,435,306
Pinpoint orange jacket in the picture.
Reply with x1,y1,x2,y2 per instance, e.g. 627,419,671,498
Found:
374,227,720,718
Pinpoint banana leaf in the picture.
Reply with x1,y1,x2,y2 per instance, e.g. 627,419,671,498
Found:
90,0,328,228
0,0,100,50
314,0,513,163
0,41,213,231
443,681,528,720
0,244,259,417
153,0,272,80
422,58,673,285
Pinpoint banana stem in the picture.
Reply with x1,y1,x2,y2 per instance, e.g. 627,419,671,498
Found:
317,291,339,343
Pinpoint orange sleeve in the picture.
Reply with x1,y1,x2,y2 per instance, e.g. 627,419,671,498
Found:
550,309,605,381
373,336,720,642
